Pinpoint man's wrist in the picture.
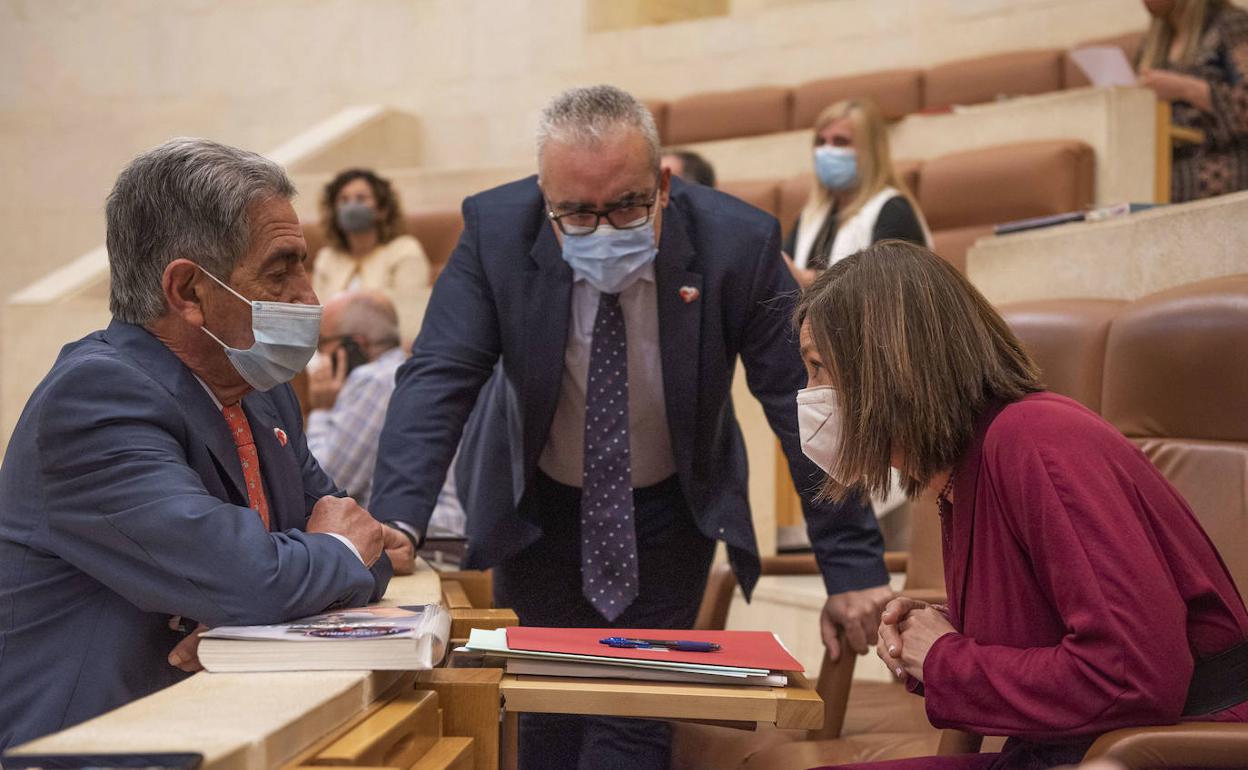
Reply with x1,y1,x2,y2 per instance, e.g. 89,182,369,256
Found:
385,520,424,551
325,532,365,564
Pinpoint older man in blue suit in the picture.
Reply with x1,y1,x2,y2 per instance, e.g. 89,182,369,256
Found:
0,138,413,750
371,86,893,770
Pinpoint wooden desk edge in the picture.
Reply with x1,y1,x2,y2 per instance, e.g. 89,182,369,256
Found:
498,673,823,730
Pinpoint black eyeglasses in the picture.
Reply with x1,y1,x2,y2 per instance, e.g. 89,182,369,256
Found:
546,194,658,236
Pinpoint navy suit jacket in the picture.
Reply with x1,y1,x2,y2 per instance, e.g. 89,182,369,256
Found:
371,176,887,598
0,320,390,750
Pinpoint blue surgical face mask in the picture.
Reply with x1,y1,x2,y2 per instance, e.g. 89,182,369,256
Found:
560,223,658,294
197,267,323,392
814,146,858,191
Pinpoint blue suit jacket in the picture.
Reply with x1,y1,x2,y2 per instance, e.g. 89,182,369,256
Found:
371,177,887,598
0,320,390,750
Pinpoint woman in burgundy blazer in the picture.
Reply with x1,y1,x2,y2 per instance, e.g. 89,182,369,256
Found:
793,240,1248,769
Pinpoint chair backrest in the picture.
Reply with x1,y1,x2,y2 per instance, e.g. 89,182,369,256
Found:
999,275,1248,596
923,48,1066,110
717,179,781,219
791,69,924,128
665,86,794,145
1001,299,1126,413
921,139,1095,271
406,208,464,284
1101,275,1248,595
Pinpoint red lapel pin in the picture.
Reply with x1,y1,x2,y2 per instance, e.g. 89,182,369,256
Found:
679,286,700,303
274,427,288,447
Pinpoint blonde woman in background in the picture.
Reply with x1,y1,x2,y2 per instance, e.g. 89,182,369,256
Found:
313,169,427,341
782,98,930,289
1136,0,1248,201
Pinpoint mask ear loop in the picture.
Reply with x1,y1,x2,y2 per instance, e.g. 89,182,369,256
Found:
196,264,254,306
195,265,253,351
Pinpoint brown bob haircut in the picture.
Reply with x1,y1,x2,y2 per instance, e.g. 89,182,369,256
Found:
319,168,407,252
794,240,1042,502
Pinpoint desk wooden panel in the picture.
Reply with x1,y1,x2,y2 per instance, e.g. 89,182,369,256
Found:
500,673,822,728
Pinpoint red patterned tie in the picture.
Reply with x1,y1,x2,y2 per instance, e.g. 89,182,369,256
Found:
222,404,271,531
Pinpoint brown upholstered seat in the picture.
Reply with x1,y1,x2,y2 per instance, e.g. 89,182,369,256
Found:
643,98,671,144
792,69,924,128
406,207,464,284
718,179,781,218
923,49,1066,109
1100,274,1248,595
1000,299,1126,412
665,86,793,145
919,139,1095,269
671,498,948,769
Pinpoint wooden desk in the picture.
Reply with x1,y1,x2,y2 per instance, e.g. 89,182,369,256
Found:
6,567,444,770
497,673,823,770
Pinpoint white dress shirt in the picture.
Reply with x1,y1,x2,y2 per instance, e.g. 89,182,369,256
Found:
538,265,677,489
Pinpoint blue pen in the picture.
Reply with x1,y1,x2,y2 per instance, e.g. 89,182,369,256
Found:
600,636,720,652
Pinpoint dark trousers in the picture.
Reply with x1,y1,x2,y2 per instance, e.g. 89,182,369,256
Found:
493,471,716,770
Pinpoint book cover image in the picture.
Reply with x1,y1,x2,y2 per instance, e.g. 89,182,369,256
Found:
203,605,437,643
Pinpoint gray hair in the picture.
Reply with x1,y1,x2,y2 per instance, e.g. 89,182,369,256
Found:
338,293,401,350
106,137,296,325
536,85,661,175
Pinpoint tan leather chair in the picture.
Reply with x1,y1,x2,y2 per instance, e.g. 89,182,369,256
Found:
719,179,782,219
923,48,1066,109
643,98,671,144
919,139,1095,271
1000,299,1127,412
665,86,794,145
671,503,949,769
791,69,925,128
1100,274,1248,595
406,207,464,284
945,274,1248,766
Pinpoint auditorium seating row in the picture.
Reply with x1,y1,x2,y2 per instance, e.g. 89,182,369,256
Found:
675,272,1248,769
645,31,1142,145
302,139,1094,279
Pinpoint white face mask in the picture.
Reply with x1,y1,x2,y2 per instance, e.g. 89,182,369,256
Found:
197,267,323,392
796,385,850,484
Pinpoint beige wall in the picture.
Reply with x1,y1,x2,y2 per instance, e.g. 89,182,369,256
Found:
2,0,1147,296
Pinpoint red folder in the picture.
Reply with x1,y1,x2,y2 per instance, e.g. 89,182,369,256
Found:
505,627,804,672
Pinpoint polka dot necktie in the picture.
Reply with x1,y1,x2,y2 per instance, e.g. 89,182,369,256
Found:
222,404,271,531
581,293,638,622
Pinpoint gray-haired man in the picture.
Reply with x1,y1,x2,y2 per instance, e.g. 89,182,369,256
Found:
0,138,410,749
372,85,889,769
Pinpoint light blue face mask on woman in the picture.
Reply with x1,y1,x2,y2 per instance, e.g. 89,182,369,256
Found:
560,223,658,294
814,146,858,191
197,267,323,392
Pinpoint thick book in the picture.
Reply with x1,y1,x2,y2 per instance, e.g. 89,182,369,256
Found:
199,604,451,672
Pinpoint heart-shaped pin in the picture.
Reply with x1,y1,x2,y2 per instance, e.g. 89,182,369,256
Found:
679,286,700,303
274,427,288,447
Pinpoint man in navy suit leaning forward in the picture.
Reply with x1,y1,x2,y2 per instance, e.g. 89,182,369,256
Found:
0,138,414,750
370,85,892,769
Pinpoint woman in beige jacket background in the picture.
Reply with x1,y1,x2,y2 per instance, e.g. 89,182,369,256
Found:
313,168,427,342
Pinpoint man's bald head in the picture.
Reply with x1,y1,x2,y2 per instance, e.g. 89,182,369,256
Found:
321,289,401,358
